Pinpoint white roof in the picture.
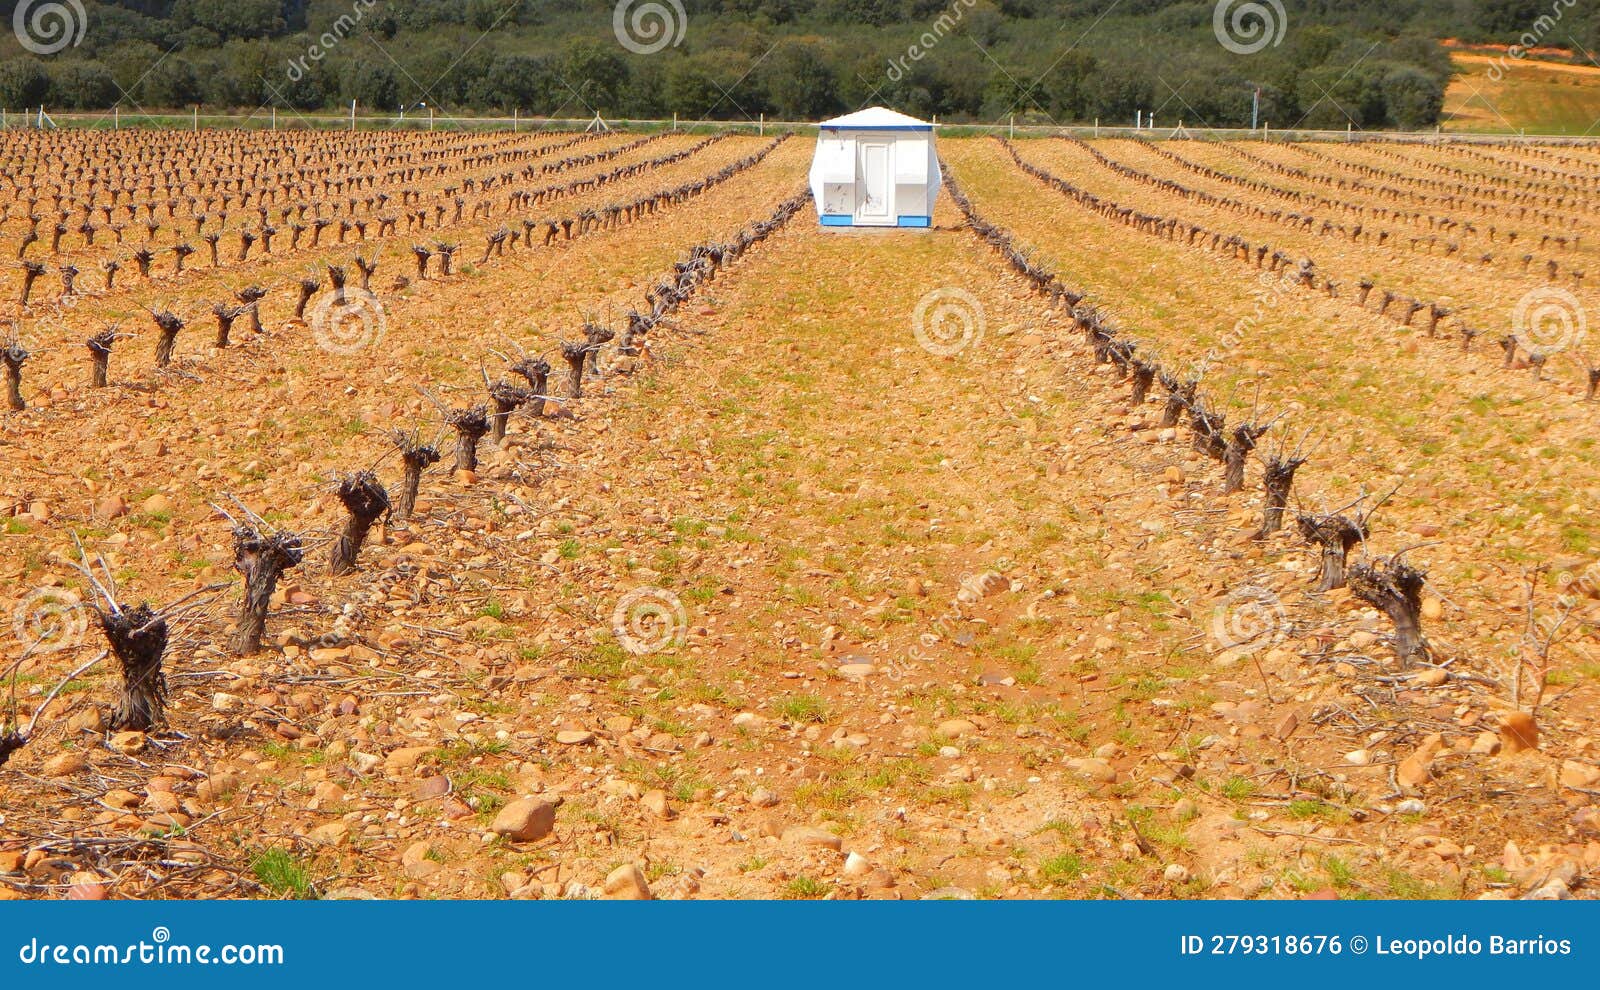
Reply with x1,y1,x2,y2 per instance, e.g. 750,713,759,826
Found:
817,106,933,131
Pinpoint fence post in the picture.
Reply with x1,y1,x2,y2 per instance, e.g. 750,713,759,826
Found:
193,105,198,131
350,100,356,131
672,112,677,131
429,106,434,131
1094,118,1098,138
513,108,518,131
1009,114,1014,139
271,106,276,130
759,113,764,136
112,106,116,130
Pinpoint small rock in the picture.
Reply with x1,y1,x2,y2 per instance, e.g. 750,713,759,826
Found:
307,822,349,846
555,730,595,746
108,732,145,756
1163,863,1190,883
936,718,976,739
1066,757,1117,783
602,864,652,900
491,797,559,842
43,751,89,777
956,571,1009,602
1522,877,1570,900
782,825,843,851
843,852,872,877
1411,668,1448,687
384,745,434,775
1500,711,1539,753
1559,761,1600,789
1395,798,1426,815
141,493,174,514
749,787,780,808
102,789,142,810
1344,748,1371,766
640,789,673,819
97,495,129,520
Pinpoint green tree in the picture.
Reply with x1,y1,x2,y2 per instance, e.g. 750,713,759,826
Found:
763,41,839,120
663,54,727,119
0,59,51,108
562,40,629,113
50,61,122,109
1381,64,1444,129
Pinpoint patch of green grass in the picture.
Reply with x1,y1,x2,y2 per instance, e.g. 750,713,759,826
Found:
251,849,314,898
1040,853,1086,885
1221,776,1258,801
775,693,829,724
783,875,828,899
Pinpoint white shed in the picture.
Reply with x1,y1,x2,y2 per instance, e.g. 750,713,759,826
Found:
809,107,940,229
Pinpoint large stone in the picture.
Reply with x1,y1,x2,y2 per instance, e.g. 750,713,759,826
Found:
603,864,652,900
936,718,977,739
384,746,434,776
307,822,349,846
491,797,559,842
42,751,88,777
1067,757,1118,783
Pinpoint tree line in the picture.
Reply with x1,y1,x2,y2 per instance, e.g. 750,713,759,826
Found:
0,1,1584,127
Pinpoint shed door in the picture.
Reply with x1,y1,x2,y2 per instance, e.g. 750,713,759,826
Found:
856,141,894,225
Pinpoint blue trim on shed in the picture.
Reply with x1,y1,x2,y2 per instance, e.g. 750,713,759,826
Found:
819,214,853,226
896,216,931,228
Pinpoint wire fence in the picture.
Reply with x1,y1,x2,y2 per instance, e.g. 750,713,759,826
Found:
2,106,1596,145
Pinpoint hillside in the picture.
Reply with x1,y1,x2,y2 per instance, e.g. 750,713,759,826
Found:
0,1,1575,129
1444,51,1600,135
